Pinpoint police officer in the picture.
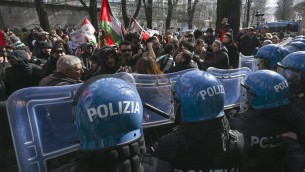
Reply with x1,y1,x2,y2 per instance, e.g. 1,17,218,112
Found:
255,44,290,71
71,75,146,172
277,51,305,147
229,70,292,172
154,70,247,171
52,74,173,172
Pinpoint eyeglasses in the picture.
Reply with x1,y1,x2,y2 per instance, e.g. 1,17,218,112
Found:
121,49,132,53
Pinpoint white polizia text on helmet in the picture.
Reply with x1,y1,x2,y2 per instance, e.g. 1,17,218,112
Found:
86,101,140,122
274,81,288,92
199,85,225,100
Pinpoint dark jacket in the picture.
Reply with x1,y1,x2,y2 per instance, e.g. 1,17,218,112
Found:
281,137,305,172
5,50,43,96
39,71,82,86
238,35,260,56
203,47,229,70
42,57,58,77
229,106,292,172
155,117,247,171
223,42,239,68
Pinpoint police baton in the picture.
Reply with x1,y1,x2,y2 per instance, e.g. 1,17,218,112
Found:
142,102,170,119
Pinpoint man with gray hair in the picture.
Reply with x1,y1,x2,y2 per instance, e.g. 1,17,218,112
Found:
39,55,83,86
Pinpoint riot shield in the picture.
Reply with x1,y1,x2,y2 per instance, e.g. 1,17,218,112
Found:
207,67,252,111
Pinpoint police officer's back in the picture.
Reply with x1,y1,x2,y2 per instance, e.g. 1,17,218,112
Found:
154,70,247,171
229,70,292,172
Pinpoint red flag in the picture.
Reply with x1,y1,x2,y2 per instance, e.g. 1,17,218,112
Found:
81,18,96,35
100,0,123,45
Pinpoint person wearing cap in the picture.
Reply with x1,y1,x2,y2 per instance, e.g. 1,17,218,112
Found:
39,55,83,86
42,44,66,77
36,41,53,66
34,30,52,56
5,50,43,96
238,27,260,56
258,25,271,45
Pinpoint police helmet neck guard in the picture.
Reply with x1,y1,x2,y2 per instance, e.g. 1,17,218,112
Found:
255,44,290,70
277,51,305,98
72,75,143,151
242,70,289,110
173,70,225,123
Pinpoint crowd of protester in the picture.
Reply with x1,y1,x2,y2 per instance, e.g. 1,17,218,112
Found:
1,17,305,171
0,18,294,100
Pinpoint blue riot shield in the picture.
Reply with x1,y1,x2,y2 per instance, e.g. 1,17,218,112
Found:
207,67,252,111
6,84,82,172
6,70,196,171
132,68,196,128
239,53,258,72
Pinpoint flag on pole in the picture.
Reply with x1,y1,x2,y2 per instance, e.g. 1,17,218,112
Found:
81,18,96,35
130,18,150,41
100,0,123,45
130,18,145,33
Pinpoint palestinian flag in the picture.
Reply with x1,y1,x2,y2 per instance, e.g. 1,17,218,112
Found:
100,0,123,45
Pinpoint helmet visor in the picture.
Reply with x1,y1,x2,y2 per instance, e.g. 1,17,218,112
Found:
286,45,300,53
277,65,302,96
256,58,269,70
240,82,256,107
277,65,301,84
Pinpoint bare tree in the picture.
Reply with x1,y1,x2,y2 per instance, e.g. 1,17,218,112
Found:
121,0,142,29
166,0,179,31
275,0,294,21
187,0,199,29
143,0,153,29
34,0,50,31
79,0,98,31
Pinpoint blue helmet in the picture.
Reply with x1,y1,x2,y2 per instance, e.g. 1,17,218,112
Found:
293,38,305,44
173,70,225,122
242,70,289,110
277,51,305,98
295,35,305,39
286,41,305,52
255,44,290,70
73,76,143,150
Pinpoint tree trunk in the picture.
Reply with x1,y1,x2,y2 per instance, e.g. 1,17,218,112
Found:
217,0,241,39
122,0,141,29
89,0,98,32
187,0,199,29
34,0,50,32
143,0,153,29
165,0,173,31
122,0,129,28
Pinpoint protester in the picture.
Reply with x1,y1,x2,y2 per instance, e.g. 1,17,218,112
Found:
6,50,43,95
223,33,239,69
39,55,83,86
203,40,229,70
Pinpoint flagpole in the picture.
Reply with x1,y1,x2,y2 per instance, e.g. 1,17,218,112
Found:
128,15,133,33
